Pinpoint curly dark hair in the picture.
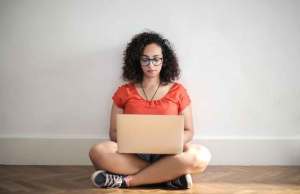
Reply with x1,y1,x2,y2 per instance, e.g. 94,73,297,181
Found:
122,31,180,85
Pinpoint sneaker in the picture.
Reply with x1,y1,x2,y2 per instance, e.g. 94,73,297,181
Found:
91,170,127,188
165,174,193,189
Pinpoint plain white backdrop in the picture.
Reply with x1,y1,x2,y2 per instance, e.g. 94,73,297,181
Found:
0,0,299,165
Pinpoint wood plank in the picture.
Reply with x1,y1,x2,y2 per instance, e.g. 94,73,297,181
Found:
0,165,299,194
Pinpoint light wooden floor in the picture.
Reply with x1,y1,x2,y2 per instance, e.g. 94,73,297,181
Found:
0,165,299,194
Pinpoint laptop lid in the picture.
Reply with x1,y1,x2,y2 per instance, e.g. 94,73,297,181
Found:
116,114,184,154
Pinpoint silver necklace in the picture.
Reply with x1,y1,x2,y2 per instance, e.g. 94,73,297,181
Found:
141,82,160,101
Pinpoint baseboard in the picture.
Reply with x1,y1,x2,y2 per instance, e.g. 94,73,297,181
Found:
0,136,299,165
194,136,300,166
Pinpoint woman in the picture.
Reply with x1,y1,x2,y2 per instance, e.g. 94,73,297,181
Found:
89,31,212,189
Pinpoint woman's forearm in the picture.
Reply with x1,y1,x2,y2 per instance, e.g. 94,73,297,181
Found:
109,130,117,142
183,130,194,144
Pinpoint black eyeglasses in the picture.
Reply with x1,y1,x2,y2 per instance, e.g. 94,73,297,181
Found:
140,57,163,66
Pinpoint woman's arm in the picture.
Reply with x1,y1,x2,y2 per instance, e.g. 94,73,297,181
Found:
180,104,194,145
109,103,124,142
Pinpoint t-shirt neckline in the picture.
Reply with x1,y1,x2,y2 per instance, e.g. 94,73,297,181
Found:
131,82,177,102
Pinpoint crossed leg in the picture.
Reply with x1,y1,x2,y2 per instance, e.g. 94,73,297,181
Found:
89,140,211,187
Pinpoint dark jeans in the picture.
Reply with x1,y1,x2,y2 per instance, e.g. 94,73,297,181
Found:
136,153,164,163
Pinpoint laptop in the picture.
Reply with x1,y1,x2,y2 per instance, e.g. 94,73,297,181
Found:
116,114,184,154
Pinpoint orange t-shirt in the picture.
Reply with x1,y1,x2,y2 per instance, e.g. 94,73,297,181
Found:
112,82,191,115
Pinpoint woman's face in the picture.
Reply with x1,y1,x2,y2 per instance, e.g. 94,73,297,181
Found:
140,43,163,79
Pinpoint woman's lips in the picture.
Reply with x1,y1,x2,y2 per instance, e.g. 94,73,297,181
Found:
147,70,156,73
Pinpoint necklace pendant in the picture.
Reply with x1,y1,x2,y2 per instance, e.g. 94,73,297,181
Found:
141,82,160,103
146,101,152,108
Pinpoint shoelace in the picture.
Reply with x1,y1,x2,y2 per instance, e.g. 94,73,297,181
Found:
104,173,124,188
166,176,185,188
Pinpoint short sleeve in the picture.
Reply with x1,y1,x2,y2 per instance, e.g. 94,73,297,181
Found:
112,85,128,109
178,85,191,113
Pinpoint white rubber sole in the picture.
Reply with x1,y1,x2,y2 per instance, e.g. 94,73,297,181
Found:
91,170,105,188
185,174,193,189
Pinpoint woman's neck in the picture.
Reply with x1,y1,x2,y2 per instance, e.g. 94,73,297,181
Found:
142,77,160,89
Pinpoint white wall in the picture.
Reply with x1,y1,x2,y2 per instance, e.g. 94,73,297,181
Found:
0,0,299,165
